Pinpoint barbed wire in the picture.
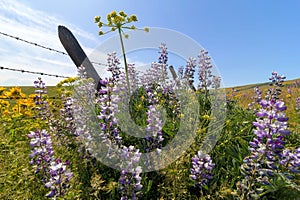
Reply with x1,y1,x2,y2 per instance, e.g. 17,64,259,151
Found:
0,65,70,78
91,61,108,66
0,31,108,66
0,31,68,55
0,31,157,79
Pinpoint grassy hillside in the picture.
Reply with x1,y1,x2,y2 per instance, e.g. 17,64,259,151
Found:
225,77,300,133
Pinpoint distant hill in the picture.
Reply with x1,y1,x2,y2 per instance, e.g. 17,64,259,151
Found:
225,78,300,128
2,77,300,98
225,77,300,91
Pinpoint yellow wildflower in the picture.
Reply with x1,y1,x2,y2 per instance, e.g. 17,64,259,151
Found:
178,113,184,118
12,105,19,113
5,87,26,99
0,99,10,108
110,11,117,17
119,11,127,17
99,30,104,35
0,87,6,96
202,114,210,120
94,16,101,23
95,11,146,37
2,109,9,116
136,104,143,110
24,110,32,117
144,27,150,32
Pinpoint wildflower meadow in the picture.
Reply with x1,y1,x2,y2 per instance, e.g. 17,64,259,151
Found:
1,11,300,200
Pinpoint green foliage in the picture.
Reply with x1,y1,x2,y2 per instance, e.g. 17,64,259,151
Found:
0,81,299,199
208,101,255,199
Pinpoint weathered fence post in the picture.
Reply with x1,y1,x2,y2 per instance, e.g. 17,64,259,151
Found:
58,25,102,90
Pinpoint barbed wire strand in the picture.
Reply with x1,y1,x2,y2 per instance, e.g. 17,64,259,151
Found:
0,31,108,67
0,66,70,78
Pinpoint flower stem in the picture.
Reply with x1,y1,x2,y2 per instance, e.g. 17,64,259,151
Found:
118,27,131,93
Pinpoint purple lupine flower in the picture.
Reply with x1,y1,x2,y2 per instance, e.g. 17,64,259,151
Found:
238,72,300,198
96,54,124,146
107,52,122,83
269,71,286,86
119,146,143,200
33,78,49,120
211,75,221,89
127,63,139,91
58,94,76,138
198,49,213,90
45,159,73,198
184,57,197,91
280,148,300,173
190,151,215,189
287,86,292,95
158,43,168,65
293,80,300,88
231,88,238,99
248,86,262,110
28,129,54,174
71,65,98,155
296,97,300,114
249,99,290,165
141,44,170,89
34,77,47,96
28,129,73,198
177,66,184,80
157,43,169,83
266,71,286,101
144,88,164,154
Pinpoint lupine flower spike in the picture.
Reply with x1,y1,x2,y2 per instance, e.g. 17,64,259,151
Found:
28,129,73,198
237,72,300,199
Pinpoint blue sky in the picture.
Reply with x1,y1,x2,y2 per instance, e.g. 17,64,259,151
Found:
0,0,300,87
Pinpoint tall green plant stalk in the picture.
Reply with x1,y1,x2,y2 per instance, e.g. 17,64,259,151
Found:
118,27,130,92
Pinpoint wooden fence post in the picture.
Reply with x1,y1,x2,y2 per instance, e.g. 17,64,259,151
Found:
58,25,103,90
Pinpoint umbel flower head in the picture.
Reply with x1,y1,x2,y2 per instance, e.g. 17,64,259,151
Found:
94,11,149,37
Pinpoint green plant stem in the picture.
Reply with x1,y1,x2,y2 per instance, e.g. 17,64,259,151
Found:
118,28,131,93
